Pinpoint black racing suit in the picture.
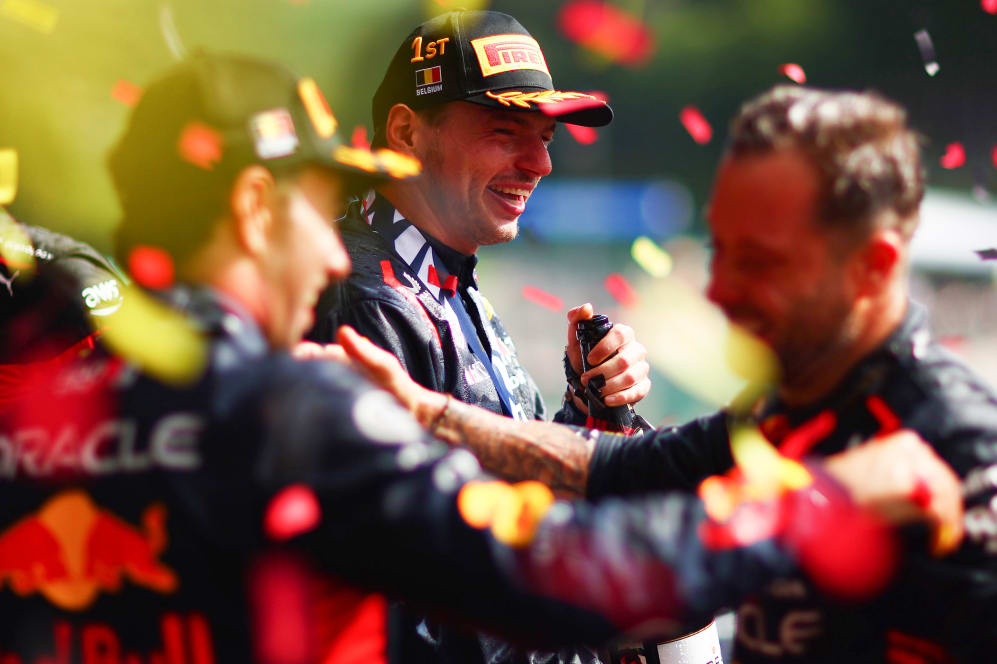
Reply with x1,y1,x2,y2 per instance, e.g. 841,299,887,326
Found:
0,286,880,663
308,192,590,664
587,304,997,663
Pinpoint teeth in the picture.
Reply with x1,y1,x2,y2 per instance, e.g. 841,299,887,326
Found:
491,185,532,198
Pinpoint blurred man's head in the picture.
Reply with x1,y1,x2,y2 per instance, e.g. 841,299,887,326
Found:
370,11,612,255
706,86,924,393
108,53,418,348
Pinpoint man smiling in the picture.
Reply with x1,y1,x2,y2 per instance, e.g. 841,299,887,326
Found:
308,10,649,664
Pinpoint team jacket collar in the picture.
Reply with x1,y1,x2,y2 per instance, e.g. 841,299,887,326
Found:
360,191,478,299
750,301,929,424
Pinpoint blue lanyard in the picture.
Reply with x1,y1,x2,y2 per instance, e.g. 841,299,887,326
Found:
445,288,517,418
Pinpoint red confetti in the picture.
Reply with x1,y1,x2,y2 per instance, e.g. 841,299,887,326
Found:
177,121,223,170
604,273,638,307
264,484,321,541
111,79,143,107
521,285,564,312
983,0,997,14
564,124,598,145
558,0,655,67
992,144,997,168
680,106,712,145
940,142,965,169
128,245,175,289
351,126,370,150
540,91,609,118
779,63,806,84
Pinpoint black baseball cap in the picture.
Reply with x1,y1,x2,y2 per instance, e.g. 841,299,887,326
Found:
372,11,613,141
110,52,421,197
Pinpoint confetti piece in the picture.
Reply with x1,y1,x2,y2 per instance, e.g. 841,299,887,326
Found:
913,29,940,77
0,210,36,274
98,283,208,386
939,142,965,169
427,0,489,10
992,144,997,168
0,0,58,34
627,278,778,409
558,0,655,67
779,63,806,84
264,485,321,540
521,285,563,312
972,184,990,203
975,248,997,260
564,123,598,145
111,79,143,107
0,148,17,205
604,273,638,307
178,122,223,170
159,4,186,60
128,245,174,289
680,106,712,145
983,0,997,14
630,236,672,277
297,78,338,139
350,126,370,150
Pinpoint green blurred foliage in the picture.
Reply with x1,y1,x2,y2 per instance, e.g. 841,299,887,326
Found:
1,0,994,252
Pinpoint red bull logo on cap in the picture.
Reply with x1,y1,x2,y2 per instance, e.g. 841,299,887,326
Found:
0,489,178,610
471,34,550,78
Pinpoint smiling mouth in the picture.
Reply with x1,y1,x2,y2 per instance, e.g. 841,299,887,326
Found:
487,184,534,204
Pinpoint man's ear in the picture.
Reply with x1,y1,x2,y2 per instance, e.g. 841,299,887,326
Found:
854,228,903,297
229,165,276,257
384,104,420,155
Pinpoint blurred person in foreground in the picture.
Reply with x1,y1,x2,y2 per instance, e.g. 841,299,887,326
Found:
0,213,126,404
338,85,997,663
307,14,649,661
0,58,963,663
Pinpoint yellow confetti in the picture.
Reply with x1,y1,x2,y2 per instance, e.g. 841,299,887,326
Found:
0,208,36,276
0,0,58,34
95,284,208,386
627,277,778,410
297,78,338,139
730,425,811,496
631,236,673,278
0,149,17,205
457,480,554,548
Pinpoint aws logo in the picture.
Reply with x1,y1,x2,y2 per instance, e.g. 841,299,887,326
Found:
471,34,550,78
0,489,177,610
81,279,122,317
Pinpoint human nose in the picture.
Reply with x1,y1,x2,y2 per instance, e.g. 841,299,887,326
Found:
515,138,553,178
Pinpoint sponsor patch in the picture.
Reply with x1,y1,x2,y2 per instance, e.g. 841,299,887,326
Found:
471,34,550,78
249,108,299,160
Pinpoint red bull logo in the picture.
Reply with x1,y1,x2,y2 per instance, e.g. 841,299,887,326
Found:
0,489,177,610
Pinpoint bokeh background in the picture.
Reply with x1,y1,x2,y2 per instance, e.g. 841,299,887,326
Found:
1,0,996,424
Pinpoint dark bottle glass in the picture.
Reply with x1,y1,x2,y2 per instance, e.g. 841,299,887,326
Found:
576,315,648,435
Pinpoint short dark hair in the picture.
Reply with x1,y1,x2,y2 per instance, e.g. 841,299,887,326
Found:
729,86,925,239
370,103,452,150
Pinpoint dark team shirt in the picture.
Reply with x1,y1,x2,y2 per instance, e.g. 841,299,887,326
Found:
0,285,900,664
308,193,589,664
587,304,997,663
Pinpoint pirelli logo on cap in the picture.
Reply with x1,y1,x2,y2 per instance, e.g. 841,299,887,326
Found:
470,34,550,78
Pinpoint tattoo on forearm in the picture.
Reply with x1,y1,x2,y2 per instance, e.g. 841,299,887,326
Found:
431,399,594,496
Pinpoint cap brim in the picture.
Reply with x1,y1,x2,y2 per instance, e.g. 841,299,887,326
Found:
465,88,613,127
